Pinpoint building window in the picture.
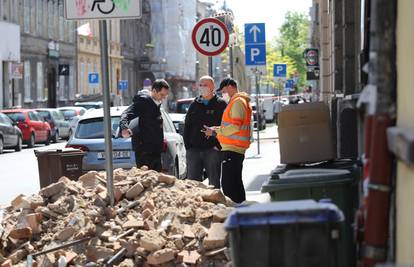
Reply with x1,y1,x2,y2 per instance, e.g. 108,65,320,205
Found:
1,0,9,21
37,0,43,36
43,0,47,38
36,62,44,101
31,0,36,33
59,2,64,41
10,0,19,23
68,21,75,43
54,0,59,39
48,0,53,38
24,0,30,33
24,61,31,101
69,65,75,100
59,75,65,100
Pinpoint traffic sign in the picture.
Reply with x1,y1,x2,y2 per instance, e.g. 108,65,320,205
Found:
286,79,294,89
88,72,99,85
304,48,319,66
65,0,142,20
273,64,287,78
192,18,229,56
244,23,266,66
118,80,128,91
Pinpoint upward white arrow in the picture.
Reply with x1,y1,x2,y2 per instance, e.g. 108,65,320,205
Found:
249,25,261,42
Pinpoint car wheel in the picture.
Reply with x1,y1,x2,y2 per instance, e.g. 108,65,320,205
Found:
173,157,179,178
44,132,51,146
0,137,3,154
52,130,58,143
28,133,35,148
14,135,22,152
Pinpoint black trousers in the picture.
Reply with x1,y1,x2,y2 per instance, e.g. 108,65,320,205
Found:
186,148,222,188
135,151,162,172
221,151,246,203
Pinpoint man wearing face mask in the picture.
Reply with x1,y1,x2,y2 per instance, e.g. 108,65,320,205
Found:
119,79,170,171
202,77,252,203
183,75,227,188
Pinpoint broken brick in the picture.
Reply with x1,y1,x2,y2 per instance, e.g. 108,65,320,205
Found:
139,230,166,252
178,250,201,265
203,223,228,250
8,227,32,240
201,189,227,204
158,174,176,185
125,182,144,199
25,213,42,234
40,181,66,198
146,248,175,265
56,226,75,241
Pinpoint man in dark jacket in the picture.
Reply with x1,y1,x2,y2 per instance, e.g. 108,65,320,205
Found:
183,75,227,188
119,79,170,171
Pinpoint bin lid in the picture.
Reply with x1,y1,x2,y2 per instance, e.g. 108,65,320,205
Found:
34,148,85,156
261,168,353,193
224,200,344,230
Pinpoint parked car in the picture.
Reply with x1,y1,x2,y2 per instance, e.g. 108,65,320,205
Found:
66,106,187,178
57,106,87,121
74,101,103,110
1,109,51,147
0,112,22,153
36,108,71,142
175,98,194,114
169,113,186,135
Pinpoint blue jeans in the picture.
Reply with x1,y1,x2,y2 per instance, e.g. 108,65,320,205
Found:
186,147,222,188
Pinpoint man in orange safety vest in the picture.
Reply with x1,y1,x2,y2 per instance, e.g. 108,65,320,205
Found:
202,78,252,203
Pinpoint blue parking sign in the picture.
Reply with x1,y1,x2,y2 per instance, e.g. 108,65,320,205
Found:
286,79,294,89
244,23,266,66
88,73,99,85
273,64,287,78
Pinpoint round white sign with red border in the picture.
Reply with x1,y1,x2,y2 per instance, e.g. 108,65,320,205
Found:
192,18,229,56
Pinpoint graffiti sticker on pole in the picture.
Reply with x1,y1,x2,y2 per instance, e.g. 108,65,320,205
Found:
192,18,229,56
65,0,142,20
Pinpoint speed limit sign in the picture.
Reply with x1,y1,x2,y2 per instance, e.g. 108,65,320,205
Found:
192,18,229,56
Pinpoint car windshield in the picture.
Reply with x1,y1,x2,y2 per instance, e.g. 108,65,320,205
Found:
5,112,25,122
76,116,121,139
37,111,51,120
61,110,77,120
176,102,191,113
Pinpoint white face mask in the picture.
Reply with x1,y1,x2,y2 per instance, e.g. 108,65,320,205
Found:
199,86,210,96
222,92,230,102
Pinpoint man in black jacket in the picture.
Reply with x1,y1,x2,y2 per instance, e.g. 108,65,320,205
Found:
183,75,227,188
119,79,170,171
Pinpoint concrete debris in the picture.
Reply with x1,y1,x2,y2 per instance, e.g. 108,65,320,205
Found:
0,169,233,266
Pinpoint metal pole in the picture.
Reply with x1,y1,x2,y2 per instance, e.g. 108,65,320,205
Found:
255,69,260,155
229,46,234,77
208,56,213,77
99,20,114,206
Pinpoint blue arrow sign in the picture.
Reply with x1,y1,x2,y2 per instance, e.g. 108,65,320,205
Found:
88,72,99,85
273,64,287,78
244,23,266,66
286,79,294,89
118,80,128,91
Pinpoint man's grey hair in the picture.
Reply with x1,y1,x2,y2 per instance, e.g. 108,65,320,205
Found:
199,75,214,84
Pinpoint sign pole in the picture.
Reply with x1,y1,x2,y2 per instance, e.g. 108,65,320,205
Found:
99,20,115,206
255,68,261,155
229,46,234,77
208,56,213,77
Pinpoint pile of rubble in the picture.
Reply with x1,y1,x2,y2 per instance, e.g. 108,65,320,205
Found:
0,167,235,266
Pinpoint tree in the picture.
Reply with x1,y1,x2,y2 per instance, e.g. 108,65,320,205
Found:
277,11,310,89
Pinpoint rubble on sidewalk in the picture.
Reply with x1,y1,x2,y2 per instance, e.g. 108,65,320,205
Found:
0,167,234,266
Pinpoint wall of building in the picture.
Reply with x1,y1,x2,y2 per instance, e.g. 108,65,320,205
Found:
396,0,414,264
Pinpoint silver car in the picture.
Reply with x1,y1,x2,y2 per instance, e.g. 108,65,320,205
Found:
36,108,71,141
66,106,187,178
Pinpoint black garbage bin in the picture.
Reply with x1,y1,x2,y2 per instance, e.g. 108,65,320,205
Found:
224,200,344,267
34,148,85,188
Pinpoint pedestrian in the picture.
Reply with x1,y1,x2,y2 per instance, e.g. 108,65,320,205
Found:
202,78,252,203
183,75,227,188
119,79,170,171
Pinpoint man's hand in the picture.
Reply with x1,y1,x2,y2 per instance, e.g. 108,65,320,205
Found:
121,128,133,138
201,125,216,137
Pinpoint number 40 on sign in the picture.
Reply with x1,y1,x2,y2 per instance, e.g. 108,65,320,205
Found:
192,18,229,56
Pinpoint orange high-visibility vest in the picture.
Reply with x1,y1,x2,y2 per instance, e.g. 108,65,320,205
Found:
217,95,252,149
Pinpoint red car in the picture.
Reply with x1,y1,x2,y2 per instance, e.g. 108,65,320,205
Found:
1,109,51,147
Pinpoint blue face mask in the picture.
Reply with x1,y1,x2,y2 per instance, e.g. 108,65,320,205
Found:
201,99,209,106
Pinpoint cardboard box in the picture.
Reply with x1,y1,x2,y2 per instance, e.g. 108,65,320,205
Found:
278,102,334,164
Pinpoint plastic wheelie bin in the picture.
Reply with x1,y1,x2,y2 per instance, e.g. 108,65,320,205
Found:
224,200,344,267
34,148,85,188
261,168,358,267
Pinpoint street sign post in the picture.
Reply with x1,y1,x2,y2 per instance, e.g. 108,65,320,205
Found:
65,0,143,207
65,0,142,20
191,18,229,57
273,64,287,78
244,23,266,155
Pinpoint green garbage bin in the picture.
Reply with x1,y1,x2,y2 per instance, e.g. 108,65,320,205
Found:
34,148,85,188
261,168,358,267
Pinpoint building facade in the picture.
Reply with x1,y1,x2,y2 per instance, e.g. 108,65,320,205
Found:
0,0,77,109
76,19,123,105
